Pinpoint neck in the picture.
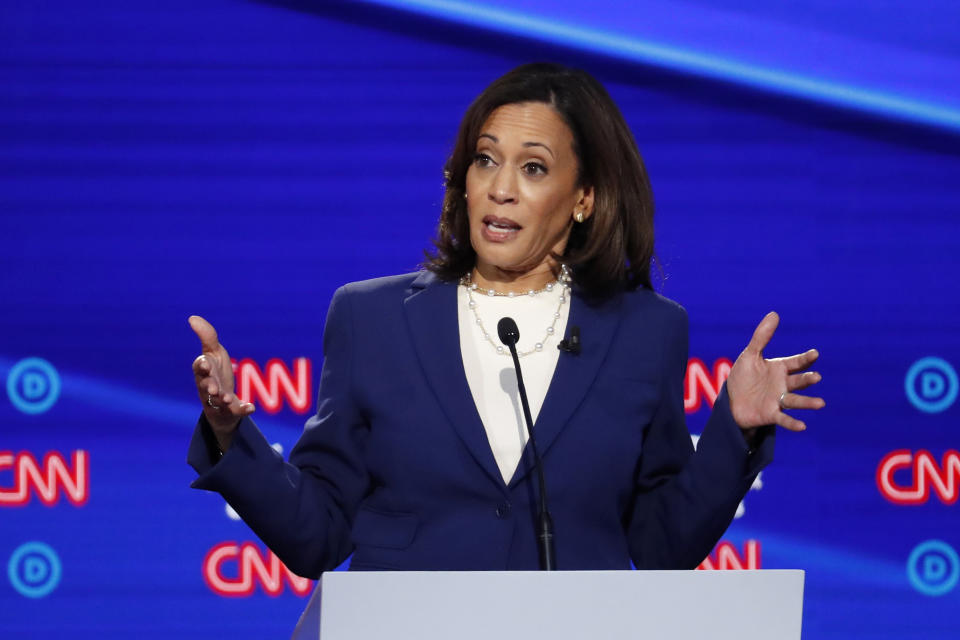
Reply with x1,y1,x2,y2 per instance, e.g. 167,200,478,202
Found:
471,262,562,295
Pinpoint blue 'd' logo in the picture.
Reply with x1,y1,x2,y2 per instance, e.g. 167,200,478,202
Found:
907,540,959,596
905,357,957,414
6,357,61,415
7,541,62,598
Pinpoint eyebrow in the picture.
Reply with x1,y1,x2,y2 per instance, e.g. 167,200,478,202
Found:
478,133,555,159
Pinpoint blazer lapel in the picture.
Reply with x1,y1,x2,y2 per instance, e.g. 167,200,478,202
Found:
509,290,623,488
403,271,506,490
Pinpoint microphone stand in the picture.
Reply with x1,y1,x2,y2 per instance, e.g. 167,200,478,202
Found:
499,317,556,571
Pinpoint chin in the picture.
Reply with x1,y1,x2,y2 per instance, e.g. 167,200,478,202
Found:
473,246,523,271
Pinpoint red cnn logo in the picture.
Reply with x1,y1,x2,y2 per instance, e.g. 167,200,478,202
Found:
876,449,960,505
203,542,313,597
232,358,313,414
685,358,733,414
0,450,89,507
697,540,762,570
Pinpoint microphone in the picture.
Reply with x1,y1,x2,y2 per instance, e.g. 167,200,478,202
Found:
497,317,519,346
497,317,556,571
557,326,581,354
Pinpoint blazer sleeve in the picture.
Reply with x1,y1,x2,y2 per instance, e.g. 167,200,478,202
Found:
625,304,774,569
186,285,370,577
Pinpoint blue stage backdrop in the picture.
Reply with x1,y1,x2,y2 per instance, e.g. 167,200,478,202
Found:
1,1,958,637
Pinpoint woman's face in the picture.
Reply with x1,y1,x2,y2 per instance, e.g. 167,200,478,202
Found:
465,101,592,284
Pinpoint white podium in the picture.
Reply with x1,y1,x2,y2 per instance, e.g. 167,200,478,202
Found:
292,570,804,639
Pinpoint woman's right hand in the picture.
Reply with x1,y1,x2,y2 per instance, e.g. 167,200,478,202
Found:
189,315,255,453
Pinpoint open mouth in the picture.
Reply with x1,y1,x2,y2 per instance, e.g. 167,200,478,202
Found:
482,216,522,236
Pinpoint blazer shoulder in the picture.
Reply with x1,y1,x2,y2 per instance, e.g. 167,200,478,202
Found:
339,272,420,297
621,286,688,324
333,270,440,317
333,271,423,310
322,272,422,347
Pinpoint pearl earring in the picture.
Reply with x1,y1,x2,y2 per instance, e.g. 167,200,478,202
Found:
574,211,585,223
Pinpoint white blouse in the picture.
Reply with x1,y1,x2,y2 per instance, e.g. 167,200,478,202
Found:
457,283,571,484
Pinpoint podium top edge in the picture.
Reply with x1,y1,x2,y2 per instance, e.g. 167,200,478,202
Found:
322,569,805,577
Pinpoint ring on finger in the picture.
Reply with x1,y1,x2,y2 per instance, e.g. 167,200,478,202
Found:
778,391,788,410
207,394,221,410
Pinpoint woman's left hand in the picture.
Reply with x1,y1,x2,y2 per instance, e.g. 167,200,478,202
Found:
726,311,825,432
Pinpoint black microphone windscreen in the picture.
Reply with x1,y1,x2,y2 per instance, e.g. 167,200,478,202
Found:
497,317,520,346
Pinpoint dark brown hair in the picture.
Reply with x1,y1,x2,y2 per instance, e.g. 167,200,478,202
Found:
424,63,656,298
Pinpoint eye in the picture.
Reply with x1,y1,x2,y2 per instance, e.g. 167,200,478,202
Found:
522,161,548,176
473,153,495,168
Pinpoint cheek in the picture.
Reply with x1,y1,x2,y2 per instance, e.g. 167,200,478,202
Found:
465,167,484,197
530,195,573,233
531,202,576,252
463,174,477,216
465,176,483,221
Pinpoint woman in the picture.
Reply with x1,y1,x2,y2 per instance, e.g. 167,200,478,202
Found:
187,63,823,575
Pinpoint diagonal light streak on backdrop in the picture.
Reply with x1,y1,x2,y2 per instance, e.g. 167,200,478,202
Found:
357,0,960,133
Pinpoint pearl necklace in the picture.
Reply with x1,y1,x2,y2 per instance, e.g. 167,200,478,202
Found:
460,265,572,357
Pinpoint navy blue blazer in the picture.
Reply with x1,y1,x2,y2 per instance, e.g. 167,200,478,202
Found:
188,271,773,576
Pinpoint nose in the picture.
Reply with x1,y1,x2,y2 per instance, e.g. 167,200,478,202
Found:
488,165,517,205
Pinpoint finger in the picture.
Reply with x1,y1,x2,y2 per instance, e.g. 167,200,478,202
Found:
775,411,807,432
781,392,826,411
202,389,224,411
222,396,253,417
204,378,220,397
203,388,238,414
744,311,779,356
781,349,819,374
188,315,221,353
194,371,216,393
787,371,822,392
193,355,211,374
192,355,215,384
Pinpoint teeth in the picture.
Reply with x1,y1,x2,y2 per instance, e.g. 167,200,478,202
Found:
487,222,516,231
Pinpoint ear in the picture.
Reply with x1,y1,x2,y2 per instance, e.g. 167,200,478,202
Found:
575,185,595,220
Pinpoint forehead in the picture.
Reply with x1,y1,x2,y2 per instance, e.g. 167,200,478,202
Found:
479,102,574,148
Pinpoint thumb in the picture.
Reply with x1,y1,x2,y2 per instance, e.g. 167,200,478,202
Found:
188,315,221,353
744,311,779,356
